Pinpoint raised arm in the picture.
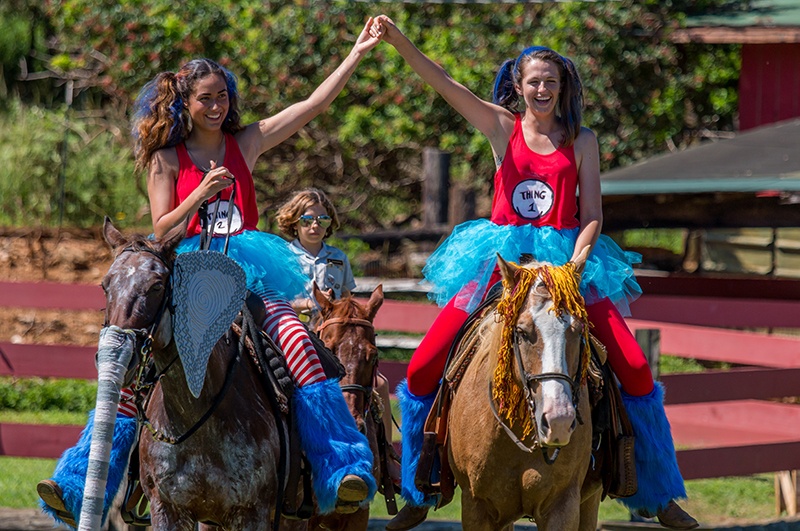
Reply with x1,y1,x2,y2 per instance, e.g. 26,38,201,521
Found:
371,15,515,156
236,18,381,167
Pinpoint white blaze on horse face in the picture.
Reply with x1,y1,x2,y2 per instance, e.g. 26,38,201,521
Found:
526,280,577,446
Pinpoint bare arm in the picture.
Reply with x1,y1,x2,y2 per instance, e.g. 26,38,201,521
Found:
372,15,515,157
571,127,603,262
147,150,234,238
237,18,381,167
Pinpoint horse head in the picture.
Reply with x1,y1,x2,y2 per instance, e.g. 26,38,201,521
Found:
492,247,590,449
314,284,384,434
101,217,186,387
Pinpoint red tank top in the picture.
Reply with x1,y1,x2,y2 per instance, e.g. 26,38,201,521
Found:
175,133,260,237
490,115,580,229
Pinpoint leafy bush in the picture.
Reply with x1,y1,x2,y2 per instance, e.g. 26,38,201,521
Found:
0,102,147,228
0,377,97,413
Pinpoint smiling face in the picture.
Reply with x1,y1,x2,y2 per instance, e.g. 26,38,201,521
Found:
186,73,229,132
295,202,330,252
516,58,562,118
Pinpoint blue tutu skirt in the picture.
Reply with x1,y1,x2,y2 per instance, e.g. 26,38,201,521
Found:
176,230,307,301
423,219,643,316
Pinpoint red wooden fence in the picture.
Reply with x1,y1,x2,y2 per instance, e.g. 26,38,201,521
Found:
3,275,800,483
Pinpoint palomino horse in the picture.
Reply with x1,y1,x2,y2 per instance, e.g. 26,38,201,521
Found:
447,251,602,531
101,219,302,531
308,285,385,531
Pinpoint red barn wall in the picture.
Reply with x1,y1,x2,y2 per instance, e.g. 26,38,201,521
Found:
740,43,800,130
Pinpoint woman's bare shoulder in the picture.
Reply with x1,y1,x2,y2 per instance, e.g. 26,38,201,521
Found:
149,146,180,180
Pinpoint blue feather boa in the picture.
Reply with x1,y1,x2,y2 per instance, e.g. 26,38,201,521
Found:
619,383,687,513
293,379,377,514
396,379,437,508
43,411,138,528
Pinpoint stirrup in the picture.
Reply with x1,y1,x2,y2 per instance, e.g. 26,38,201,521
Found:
121,478,151,526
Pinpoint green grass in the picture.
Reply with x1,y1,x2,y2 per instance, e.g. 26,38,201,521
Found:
1,453,780,524
367,475,778,525
0,457,57,509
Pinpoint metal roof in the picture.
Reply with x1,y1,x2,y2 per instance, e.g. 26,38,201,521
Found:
600,118,800,196
685,0,800,28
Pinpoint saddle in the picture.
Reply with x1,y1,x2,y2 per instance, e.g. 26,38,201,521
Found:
414,287,637,509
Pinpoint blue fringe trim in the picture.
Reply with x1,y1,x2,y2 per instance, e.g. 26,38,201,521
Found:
293,379,377,514
619,383,687,513
43,411,138,528
396,379,437,508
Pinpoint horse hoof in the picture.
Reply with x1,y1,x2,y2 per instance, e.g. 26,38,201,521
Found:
37,479,78,528
385,504,430,531
656,501,699,530
337,474,369,503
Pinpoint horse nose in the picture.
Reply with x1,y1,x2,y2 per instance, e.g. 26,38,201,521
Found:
356,418,367,435
539,402,576,446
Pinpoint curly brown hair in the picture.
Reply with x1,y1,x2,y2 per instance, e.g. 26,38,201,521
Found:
276,188,340,239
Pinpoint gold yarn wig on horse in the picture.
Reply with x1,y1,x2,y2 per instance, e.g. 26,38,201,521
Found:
492,260,591,439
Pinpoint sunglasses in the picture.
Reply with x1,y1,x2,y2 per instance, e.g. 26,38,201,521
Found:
297,214,333,228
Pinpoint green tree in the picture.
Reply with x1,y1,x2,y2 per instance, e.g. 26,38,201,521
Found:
3,0,739,230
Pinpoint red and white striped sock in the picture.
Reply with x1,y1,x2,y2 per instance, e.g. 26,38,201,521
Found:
262,297,326,387
117,387,138,417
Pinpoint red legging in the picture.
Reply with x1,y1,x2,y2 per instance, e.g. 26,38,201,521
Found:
406,273,654,398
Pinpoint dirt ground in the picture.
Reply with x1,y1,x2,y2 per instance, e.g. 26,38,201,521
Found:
0,228,112,347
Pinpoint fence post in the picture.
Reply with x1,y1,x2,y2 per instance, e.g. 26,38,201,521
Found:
635,328,661,381
422,148,450,228
776,470,799,516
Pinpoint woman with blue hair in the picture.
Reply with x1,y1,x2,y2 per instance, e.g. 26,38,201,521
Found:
37,18,382,528
369,15,697,531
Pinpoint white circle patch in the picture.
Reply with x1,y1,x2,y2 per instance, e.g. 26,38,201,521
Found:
512,179,554,220
205,199,243,235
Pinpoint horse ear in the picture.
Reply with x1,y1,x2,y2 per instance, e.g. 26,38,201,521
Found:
366,284,384,321
571,246,591,276
160,219,188,255
313,282,333,314
103,216,127,250
496,254,519,285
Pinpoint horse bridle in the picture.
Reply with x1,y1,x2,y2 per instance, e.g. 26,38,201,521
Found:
488,323,584,464
103,246,176,382
316,317,379,414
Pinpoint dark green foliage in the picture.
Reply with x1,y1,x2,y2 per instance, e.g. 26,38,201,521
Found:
1,1,739,230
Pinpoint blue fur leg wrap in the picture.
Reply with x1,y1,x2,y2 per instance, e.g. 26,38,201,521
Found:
396,379,437,508
619,382,687,513
293,379,377,515
43,411,138,528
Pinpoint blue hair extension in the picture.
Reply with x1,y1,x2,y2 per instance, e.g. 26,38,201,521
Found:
492,59,517,110
130,78,160,142
166,96,184,147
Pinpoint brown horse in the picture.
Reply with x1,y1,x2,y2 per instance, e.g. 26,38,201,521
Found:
307,285,384,531
446,251,602,530
101,219,303,531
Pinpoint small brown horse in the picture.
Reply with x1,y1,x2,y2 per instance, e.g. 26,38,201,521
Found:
102,219,303,531
308,285,385,531
446,251,602,530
